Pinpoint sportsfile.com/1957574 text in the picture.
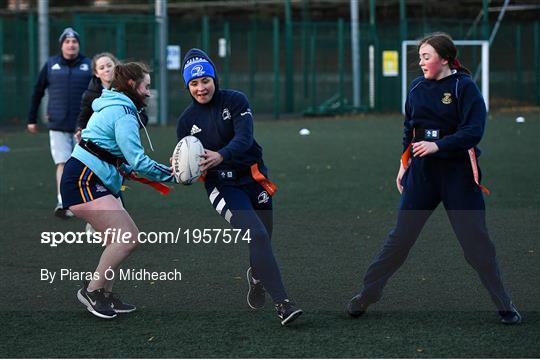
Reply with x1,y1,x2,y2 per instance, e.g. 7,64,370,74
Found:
40,228,252,247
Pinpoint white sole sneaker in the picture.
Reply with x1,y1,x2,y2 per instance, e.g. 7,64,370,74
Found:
77,289,117,319
246,267,265,310
281,309,303,326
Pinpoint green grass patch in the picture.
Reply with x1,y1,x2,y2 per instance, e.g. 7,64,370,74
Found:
1,111,539,357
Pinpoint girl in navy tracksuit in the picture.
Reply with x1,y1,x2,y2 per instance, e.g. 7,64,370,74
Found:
347,33,521,325
176,49,302,326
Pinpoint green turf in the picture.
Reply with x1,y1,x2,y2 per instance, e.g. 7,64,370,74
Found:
1,111,539,358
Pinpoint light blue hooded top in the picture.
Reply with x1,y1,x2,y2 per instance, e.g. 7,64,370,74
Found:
72,89,173,195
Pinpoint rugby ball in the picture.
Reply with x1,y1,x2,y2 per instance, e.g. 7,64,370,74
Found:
172,136,204,185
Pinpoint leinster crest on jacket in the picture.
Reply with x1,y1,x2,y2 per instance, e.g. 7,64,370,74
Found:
222,108,231,121
441,92,452,104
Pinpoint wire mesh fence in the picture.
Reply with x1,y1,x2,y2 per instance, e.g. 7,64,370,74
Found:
0,10,538,125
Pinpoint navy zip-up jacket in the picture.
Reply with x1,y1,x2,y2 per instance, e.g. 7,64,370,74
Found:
404,71,486,158
28,53,92,132
176,49,265,182
77,76,104,130
78,76,149,130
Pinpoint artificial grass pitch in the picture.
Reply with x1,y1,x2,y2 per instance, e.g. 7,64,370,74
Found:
1,112,538,358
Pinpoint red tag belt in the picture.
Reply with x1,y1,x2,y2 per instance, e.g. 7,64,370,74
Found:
120,170,171,195
401,129,489,195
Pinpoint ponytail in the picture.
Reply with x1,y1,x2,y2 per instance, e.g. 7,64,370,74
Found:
450,57,471,75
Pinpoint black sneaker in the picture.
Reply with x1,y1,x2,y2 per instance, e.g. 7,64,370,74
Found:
246,267,266,309
275,299,303,326
54,203,74,219
347,293,370,318
499,302,522,325
76,282,117,319
107,292,137,313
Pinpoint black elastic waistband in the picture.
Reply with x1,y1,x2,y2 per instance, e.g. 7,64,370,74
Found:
204,162,265,182
414,128,455,141
205,168,251,181
79,139,126,166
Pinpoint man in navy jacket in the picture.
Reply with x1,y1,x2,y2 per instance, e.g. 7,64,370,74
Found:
27,27,92,218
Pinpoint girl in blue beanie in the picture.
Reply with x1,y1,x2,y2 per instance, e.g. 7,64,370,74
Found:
176,48,303,326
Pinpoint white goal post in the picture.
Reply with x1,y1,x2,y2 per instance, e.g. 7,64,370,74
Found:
401,40,490,114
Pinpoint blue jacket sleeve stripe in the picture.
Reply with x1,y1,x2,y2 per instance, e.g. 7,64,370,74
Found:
153,163,171,175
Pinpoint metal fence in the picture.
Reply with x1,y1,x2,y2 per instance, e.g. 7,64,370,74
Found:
0,12,538,125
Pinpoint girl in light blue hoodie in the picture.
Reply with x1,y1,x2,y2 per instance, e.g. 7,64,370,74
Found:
60,62,175,319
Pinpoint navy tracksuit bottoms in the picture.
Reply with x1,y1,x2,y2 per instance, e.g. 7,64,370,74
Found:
205,181,288,303
360,156,513,311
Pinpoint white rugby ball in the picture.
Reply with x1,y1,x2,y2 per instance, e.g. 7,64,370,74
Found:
172,136,204,185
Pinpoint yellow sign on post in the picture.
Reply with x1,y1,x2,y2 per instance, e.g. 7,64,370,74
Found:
383,50,399,77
